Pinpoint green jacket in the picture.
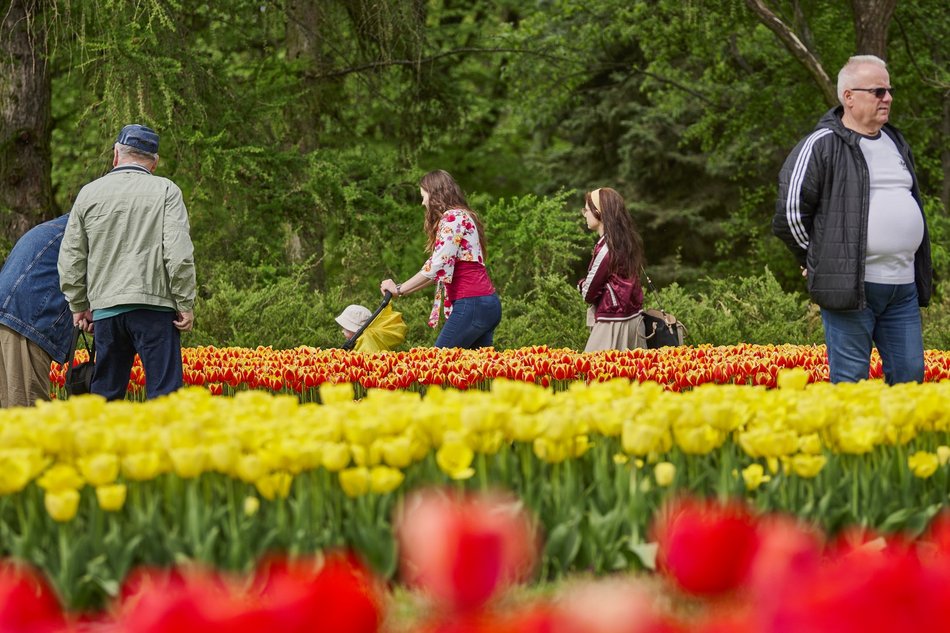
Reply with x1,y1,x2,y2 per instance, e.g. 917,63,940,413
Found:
58,164,196,314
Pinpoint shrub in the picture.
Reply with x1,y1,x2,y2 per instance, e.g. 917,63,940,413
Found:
648,267,823,347
493,274,589,350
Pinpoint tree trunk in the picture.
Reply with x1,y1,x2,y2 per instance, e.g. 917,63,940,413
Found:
0,0,53,247
849,0,897,57
284,0,330,288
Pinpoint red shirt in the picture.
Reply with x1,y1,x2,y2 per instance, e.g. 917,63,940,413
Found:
446,261,495,303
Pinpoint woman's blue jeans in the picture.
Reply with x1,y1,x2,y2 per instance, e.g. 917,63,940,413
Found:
820,282,924,385
435,293,502,349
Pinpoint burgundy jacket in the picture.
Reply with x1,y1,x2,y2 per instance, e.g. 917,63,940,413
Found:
577,235,644,321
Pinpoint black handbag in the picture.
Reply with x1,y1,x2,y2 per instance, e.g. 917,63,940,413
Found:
642,308,686,348
641,268,687,349
65,327,95,397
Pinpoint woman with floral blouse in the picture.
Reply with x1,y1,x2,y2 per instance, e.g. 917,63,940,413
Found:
380,170,502,348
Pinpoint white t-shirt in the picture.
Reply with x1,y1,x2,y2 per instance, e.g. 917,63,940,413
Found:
859,132,923,284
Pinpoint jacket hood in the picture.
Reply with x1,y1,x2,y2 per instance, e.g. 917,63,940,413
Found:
816,106,855,143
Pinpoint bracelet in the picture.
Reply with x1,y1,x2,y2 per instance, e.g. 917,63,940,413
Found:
395,284,402,297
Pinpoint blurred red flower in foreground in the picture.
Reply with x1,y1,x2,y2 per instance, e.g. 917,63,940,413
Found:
651,496,760,596
760,545,950,633
115,552,381,633
552,577,684,633
0,563,66,633
396,488,539,613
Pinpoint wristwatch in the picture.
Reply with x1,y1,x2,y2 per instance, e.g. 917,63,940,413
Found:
395,284,402,297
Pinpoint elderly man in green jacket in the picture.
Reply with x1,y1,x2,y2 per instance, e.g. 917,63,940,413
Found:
58,124,196,401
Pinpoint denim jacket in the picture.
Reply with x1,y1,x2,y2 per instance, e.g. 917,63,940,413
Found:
0,215,73,363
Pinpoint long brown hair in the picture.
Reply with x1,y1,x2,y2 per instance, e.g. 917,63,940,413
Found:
420,170,487,253
586,187,644,278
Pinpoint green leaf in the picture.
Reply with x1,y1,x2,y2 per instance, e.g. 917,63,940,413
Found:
628,541,658,571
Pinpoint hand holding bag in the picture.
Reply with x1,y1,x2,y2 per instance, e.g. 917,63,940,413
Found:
641,268,687,349
65,327,95,397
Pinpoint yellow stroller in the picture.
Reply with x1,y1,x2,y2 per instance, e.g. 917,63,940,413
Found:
341,291,407,352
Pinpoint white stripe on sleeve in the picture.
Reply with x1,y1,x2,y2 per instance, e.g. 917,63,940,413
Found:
786,128,832,250
580,242,609,299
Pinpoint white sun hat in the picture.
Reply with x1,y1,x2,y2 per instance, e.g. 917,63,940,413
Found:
335,304,372,332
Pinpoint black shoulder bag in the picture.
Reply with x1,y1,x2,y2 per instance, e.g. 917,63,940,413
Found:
641,268,687,349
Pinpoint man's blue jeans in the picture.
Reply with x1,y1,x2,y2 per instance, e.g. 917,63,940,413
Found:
435,293,502,349
820,282,924,385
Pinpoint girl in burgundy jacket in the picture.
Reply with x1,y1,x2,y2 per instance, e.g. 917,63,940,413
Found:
577,188,646,352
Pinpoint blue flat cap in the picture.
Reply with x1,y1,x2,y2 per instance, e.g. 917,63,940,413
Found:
116,124,159,154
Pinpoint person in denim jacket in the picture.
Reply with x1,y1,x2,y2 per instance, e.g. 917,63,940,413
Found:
0,214,73,407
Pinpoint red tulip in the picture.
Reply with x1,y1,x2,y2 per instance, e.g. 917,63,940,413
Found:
248,553,382,633
0,563,66,633
651,496,760,596
759,546,950,633
396,489,538,613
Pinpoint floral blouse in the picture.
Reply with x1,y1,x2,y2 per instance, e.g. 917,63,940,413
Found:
420,209,485,327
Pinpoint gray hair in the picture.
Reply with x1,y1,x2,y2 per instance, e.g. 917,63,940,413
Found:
115,142,158,164
837,55,887,105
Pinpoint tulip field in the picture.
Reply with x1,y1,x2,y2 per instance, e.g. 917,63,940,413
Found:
2,343,950,631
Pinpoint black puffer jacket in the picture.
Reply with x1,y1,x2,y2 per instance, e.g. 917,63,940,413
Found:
773,107,932,311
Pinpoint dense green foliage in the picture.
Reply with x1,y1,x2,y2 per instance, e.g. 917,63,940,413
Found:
4,0,948,349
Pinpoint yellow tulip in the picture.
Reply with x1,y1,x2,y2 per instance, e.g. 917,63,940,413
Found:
379,436,413,468
612,453,629,465
79,453,120,487
436,440,475,480
776,367,809,390
45,489,80,522
621,422,672,456
789,454,827,478
321,442,351,472
339,467,370,497
75,426,117,455
798,433,823,455
654,461,676,487
0,454,32,494
168,446,208,479
533,437,570,464
236,453,267,483
673,424,724,455
320,382,354,405
369,465,405,494
37,463,84,492
255,472,294,500
741,463,770,491
243,496,261,516
937,445,950,466
351,442,381,467
209,441,240,473
96,484,127,512
832,418,881,455
122,452,163,481
739,427,799,458
908,451,939,479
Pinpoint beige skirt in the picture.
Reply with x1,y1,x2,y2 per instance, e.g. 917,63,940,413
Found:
584,307,647,352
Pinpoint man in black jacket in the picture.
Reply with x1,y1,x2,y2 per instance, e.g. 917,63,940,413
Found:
773,54,932,385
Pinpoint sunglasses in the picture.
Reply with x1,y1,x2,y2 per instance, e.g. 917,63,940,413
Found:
851,87,895,99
